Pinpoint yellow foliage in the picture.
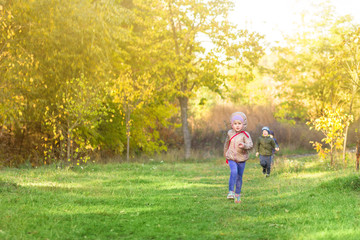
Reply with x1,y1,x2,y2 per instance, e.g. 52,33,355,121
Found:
308,107,353,162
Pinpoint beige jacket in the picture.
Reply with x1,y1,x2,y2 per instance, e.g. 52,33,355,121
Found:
224,112,253,162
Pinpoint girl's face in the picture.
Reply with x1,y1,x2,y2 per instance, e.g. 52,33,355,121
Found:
232,120,243,132
262,130,269,136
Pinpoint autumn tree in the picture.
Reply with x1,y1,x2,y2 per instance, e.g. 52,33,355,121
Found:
307,108,353,167
151,0,264,158
271,3,360,169
271,3,359,124
2,0,264,165
0,3,36,164
1,0,132,165
106,0,176,161
334,25,360,164
43,75,108,165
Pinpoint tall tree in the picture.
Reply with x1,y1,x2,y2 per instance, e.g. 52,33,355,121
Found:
272,3,351,122
151,0,263,158
108,0,175,161
0,3,36,163
2,0,131,165
335,25,360,165
272,2,360,167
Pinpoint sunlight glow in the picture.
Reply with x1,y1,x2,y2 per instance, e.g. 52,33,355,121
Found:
295,172,328,179
230,0,360,44
18,181,82,188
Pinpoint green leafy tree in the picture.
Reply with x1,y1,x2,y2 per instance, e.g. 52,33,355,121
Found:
334,25,360,164
108,0,175,161
149,0,264,158
0,3,37,164
43,75,108,165
2,0,131,165
272,3,359,126
112,70,164,161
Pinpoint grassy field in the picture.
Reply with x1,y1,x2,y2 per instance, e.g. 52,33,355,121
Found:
1,156,360,240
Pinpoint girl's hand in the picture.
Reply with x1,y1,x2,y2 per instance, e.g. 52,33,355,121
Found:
256,152,259,157
275,148,279,151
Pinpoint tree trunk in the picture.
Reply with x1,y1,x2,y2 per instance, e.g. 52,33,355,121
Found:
342,70,357,168
179,96,191,159
126,109,131,162
343,124,349,167
67,130,71,163
126,120,130,162
356,140,360,172
330,142,334,167
343,92,354,166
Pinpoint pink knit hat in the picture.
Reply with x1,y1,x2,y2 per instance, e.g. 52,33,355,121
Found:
230,112,248,131
230,112,245,124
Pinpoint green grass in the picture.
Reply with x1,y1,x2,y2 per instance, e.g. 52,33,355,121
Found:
1,156,360,240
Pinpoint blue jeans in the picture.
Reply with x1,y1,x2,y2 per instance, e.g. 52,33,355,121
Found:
228,160,246,194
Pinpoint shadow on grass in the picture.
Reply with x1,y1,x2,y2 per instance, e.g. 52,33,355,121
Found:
319,174,360,192
0,179,20,192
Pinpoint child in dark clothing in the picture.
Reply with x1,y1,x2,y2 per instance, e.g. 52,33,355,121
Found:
269,130,279,162
255,127,278,177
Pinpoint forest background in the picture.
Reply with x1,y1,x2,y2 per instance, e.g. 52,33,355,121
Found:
1,0,360,168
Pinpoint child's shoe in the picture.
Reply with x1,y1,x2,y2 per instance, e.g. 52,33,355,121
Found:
262,168,266,175
266,174,270,178
234,194,241,203
227,191,235,199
